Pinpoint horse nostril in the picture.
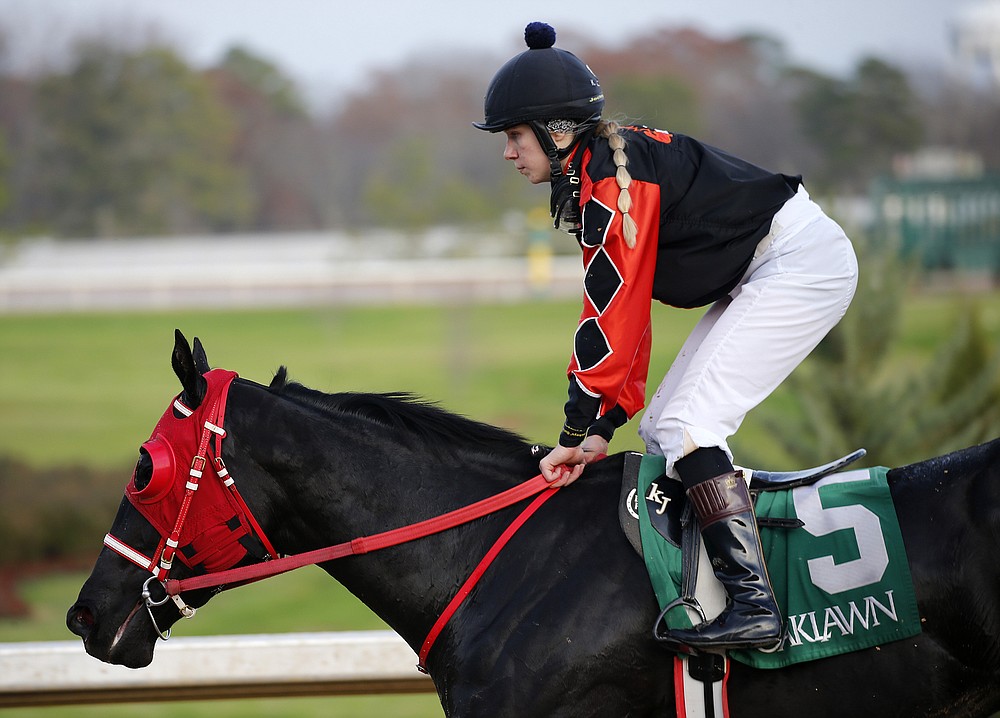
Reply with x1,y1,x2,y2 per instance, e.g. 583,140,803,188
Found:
67,604,95,638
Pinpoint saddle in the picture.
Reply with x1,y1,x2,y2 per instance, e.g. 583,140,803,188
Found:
618,449,923,718
628,450,920,657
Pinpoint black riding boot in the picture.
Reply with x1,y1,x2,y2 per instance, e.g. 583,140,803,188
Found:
665,447,783,651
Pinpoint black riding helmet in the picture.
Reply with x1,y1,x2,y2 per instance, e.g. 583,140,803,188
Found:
475,22,604,132
475,22,604,178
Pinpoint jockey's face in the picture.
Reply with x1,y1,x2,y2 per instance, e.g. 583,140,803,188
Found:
502,124,552,184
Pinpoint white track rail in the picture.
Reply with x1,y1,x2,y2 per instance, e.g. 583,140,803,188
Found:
0,631,434,707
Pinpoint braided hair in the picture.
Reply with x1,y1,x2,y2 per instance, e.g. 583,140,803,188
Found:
596,120,638,248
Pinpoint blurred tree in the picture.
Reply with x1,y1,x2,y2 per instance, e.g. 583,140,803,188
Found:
603,75,701,133
0,454,123,615
793,58,924,191
791,68,858,188
585,29,805,166
329,58,523,229
0,456,119,565
0,72,46,234
363,135,494,230
743,237,1000,469
0,23,993,236
209,45,331,229
0,129,9,218
707,37,815,174
34,44,253,236
217,46,306,118
921,79,1000,172
364,137,438,229
853,59,925,170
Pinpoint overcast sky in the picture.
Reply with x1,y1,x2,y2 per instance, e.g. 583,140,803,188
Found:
0,0,987,108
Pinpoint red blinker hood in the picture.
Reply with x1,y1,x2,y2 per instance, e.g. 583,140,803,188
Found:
124,369,257,573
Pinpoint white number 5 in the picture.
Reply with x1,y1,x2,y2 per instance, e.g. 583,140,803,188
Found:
791,470,889,594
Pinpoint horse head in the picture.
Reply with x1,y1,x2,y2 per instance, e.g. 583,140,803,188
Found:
66,330,275,668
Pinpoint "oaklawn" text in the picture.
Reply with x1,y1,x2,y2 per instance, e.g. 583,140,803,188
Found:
784,590,900,646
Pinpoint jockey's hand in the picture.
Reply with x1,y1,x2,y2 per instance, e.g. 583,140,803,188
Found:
581,434,609,461
540,444,587,487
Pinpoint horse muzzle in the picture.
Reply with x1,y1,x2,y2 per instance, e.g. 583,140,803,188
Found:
66,595,160,669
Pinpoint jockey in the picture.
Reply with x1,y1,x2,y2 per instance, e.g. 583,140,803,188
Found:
475,22,858,651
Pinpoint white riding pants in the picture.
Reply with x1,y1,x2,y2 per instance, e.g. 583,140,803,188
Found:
638,186,858,477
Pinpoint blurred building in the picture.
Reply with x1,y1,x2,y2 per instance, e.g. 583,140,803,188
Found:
953,0,1000,87
871,174,1000,276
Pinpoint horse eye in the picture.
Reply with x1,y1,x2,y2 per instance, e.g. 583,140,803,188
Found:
133,450,153,491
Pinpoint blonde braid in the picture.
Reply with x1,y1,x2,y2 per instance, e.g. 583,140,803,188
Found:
598,121,638,248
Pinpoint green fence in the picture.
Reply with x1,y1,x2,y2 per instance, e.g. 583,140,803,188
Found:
871,176,1000,272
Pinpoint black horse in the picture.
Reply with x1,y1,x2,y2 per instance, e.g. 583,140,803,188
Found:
68,332,1000,717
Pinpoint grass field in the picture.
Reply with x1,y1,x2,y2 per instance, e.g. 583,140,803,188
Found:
2,291,1000,717
0,302,692,469
5,293,998,470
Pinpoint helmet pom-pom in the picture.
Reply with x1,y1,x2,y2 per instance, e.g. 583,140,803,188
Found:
524,22,556,50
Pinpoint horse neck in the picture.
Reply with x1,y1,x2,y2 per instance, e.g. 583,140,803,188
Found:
308,442,528,650
227,383,534,650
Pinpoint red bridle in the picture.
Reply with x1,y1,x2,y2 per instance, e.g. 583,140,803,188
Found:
103,369,562,669
103,370,279,633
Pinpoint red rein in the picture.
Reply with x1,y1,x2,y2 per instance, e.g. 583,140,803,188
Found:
166,473,559,671
111,369,563,673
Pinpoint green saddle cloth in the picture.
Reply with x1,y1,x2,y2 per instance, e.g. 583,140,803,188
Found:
638,455,922,669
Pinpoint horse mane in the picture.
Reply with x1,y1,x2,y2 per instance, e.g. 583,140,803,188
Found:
266,366,535,460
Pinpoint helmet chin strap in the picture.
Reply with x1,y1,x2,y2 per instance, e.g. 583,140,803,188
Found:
527,120,567,179
528,116,600,179
532,120,597,235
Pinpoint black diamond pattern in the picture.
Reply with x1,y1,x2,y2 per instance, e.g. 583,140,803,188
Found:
574,318,612,371
585,248,623,314
581,198,614,248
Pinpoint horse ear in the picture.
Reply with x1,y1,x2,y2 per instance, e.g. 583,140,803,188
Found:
192,337,211,374
171,330,207,407
269,366,289,390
